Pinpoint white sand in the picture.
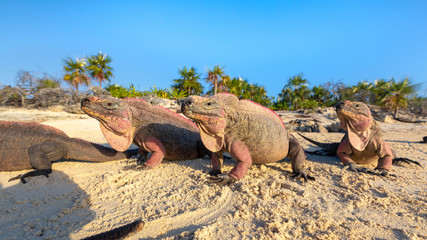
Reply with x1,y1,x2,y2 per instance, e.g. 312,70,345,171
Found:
0,107,426,239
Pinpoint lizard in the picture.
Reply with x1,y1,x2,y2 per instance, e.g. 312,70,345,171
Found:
181,93,314,186
81,96,210,169
0,121,138,183
297,100,422,176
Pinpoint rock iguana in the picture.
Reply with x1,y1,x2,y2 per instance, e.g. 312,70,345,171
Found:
181,93,314,185
298,100,421,176
0,121,138,183
81,96,210,169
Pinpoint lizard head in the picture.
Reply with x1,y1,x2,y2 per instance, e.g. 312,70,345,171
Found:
335,100,376,151
81,96,134,151
181,94,231,152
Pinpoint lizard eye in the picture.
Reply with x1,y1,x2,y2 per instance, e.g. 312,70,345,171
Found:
102,101,119,110
204,101,215,107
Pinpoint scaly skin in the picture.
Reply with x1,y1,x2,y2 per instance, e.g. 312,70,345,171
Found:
0,121,138,183
81,96,210,169
298,100,421,176
181,93,314,185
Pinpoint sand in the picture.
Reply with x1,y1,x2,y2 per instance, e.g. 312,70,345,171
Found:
0,107,426,240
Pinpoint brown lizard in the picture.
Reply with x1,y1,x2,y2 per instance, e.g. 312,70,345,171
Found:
298,100,421,176
0,121,138,183
81,96,210,169
181,93,314,185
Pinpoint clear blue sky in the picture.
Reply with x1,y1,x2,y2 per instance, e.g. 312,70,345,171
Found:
1,1,426,97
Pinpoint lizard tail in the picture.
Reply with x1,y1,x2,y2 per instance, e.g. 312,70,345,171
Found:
65,138,138,162
296,132,339,156
81,219,144,240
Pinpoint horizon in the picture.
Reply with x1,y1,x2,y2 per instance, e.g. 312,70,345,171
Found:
1,1,426,97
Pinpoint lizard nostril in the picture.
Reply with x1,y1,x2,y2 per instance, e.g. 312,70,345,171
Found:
335,101,344,110
81,98,91,106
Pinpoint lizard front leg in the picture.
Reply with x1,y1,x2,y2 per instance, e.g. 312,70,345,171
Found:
228,140,252,180
288,137,315,181
208,140,251,186
136,136,166,169
209,151,224,176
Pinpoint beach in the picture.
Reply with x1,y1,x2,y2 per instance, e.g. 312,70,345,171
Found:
0,107,426,239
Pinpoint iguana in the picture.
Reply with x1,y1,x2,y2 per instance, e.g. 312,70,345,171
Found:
0,121,138,183
181,93,314,186
297,100,421,176
81,96,210,169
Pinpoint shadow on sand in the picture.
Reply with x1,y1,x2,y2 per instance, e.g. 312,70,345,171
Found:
0,171,95,239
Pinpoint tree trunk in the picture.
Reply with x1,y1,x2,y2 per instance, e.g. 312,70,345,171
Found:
214,79,217,95
21,95,25,107
394,106,398,119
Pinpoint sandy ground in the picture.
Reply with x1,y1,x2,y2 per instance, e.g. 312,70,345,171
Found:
0,107,426,240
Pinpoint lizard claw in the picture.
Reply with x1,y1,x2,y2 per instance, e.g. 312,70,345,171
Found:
291,171,315,181
392,158,422,167
207,173,237,186
135,163,152,170
371,168,397,178
344,163,371,173
208,169,222,176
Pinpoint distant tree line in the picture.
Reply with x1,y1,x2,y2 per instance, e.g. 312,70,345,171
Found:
0,54,425,119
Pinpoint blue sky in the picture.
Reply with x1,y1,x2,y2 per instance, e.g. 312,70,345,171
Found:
1,1,426,97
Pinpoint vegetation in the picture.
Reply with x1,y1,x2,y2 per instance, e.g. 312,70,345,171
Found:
86,52,114,87
205,65,226,95
381,77,419,118
1,53,425,118
172,66,204,96
105,84,143,98
63,57,90,90
63,52,114,90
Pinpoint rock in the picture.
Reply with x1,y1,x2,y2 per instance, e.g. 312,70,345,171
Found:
139,95,179,109
326,121,343,132
383,115,395,123
318,125,328,133
64,104,84,114
90,86,111,97
288,119,328,133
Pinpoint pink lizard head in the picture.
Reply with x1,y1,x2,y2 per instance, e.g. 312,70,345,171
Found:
181,94,234,152
81,96,134,151
335,100,372,131
335,100,375,151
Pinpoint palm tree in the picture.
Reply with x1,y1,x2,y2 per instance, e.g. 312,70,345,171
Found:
245,83,271,106
227,77,248,98
63,57,90,90
86,52,114,87
323,80,349,104
172,66,203,95
218,74,230,93
278,74,310,110
205,65,226,95
311,85,332,107
372,78,391,105
351,81,373,103
382,77,418,118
